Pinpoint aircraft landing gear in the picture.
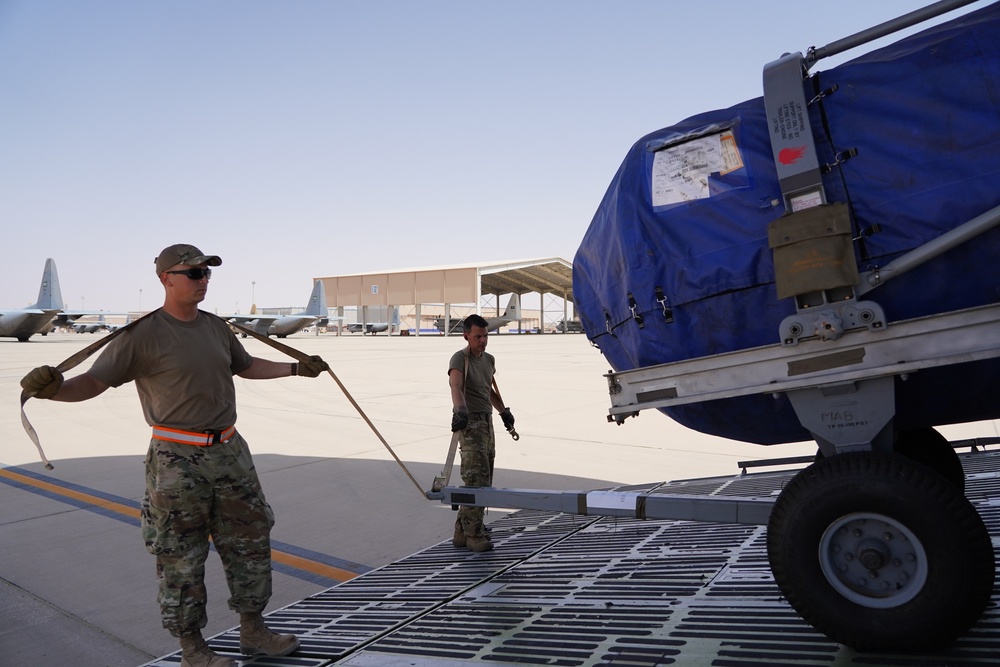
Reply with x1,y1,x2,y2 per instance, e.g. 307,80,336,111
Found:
766,452,994,652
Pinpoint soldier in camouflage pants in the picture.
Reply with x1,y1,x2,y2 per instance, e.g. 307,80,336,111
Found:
142,432,275,634
20,244,329,667
448,314,515,553
456,415,496,541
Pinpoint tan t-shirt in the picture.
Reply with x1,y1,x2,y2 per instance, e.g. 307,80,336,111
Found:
89,310,253,431
448,348,495,414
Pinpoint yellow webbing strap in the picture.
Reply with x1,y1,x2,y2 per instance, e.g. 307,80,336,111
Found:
429,353,469,497
21,312,428,502
20,309,160,470
226,319,428,499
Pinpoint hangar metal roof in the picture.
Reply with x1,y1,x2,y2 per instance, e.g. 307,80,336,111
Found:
475,258,573,300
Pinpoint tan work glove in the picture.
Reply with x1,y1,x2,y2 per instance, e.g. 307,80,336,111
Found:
295,355,329,378
21,365,64,399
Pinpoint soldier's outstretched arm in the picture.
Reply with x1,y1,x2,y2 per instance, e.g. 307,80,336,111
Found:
55,373,109,402
47,372,109,402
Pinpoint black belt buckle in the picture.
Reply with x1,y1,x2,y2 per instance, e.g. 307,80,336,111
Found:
205,429,223,445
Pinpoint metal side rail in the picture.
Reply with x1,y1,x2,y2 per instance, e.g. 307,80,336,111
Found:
606,301,1000,421
442,484,775,525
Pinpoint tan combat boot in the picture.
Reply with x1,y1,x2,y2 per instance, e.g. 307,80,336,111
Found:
453,523,467,548
179,632,236,667
239,611,300,656
467,535,494,552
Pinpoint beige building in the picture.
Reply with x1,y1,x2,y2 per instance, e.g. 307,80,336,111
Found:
316,258,576,335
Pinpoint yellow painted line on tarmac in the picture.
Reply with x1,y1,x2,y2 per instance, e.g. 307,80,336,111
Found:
0,467,140,519
0,467,360,584
270,550,358,583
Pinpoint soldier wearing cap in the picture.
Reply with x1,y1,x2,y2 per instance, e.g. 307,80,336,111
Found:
21,243,330,667
447,313,515,553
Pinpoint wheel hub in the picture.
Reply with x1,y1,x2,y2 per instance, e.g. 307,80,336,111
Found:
856,537,890,570
819,512,928,608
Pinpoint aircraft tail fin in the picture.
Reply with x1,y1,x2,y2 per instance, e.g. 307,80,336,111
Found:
504,293,521,321
30,258,64,311
302,280,327,317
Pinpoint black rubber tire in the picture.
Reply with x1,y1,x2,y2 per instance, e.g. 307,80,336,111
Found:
895,427,965,493
767,452,995,652
814,427,964,492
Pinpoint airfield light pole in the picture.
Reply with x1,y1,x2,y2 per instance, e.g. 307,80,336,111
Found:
139,288,142,313
81,296,85,310
252,281,256,308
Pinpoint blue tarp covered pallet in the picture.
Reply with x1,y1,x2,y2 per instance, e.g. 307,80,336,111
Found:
574,2,1000,444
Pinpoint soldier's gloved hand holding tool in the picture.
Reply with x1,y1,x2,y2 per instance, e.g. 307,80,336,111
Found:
491,375,518,441
500,406,518,440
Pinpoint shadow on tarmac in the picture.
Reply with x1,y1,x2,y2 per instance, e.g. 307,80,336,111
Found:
1,452,625,666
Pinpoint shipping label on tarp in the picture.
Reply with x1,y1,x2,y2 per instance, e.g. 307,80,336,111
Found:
651,130,743,207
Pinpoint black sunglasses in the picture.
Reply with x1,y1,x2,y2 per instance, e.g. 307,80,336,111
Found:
166,268,212,280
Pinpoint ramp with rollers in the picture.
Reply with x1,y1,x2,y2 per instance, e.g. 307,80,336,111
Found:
143,450,1000,666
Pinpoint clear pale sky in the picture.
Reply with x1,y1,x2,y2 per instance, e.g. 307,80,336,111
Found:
0,1,981,314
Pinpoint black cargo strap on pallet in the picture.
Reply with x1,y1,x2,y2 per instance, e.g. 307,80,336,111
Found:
808,83,839,105
654,286,674,323
627,293,645,329
604,311,617,338
821,147,858,174
596,285,678,344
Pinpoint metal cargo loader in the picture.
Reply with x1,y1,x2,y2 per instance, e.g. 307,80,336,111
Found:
440,0,1000,653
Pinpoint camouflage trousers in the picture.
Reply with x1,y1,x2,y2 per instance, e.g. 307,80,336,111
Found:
141,431,275,637
456,415,496,538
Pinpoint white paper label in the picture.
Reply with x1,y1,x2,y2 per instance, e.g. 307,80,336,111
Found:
586,490,639,511
651,131,741,207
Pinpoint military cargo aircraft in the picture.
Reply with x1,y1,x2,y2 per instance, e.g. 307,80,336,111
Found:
0,258,63,341
72,314,110,334
345,306,400,334
227,280,329,338
433,294,521,333
2,259,131,341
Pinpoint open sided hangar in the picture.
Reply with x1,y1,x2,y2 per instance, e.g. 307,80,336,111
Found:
316,258,574,335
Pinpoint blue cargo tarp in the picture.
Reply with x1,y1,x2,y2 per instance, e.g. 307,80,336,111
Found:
574,2,1000,444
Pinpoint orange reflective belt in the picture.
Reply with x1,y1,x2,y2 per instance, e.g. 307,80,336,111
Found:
151,425,236,446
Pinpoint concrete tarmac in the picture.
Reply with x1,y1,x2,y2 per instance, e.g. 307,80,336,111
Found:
2,329,996,666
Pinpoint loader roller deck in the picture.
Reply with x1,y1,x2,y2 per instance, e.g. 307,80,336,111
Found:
144,449,1000,666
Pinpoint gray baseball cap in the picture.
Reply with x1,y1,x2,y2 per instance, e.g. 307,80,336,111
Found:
154,244,222,276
